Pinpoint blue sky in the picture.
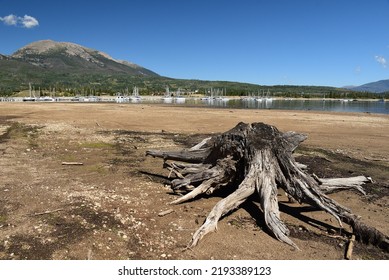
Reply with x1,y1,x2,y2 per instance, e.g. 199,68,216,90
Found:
1,0,389,87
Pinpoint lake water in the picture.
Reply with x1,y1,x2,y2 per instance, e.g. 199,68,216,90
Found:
1,96,388,114
174,98,389,114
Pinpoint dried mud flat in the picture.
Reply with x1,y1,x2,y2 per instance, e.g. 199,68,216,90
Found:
0,103,388,260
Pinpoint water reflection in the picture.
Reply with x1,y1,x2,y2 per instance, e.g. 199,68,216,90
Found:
182,98,388,114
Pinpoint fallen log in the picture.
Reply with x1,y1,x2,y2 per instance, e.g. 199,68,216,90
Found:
146,122,388,251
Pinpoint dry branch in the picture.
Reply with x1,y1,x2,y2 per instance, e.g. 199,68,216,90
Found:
61,162,84,166
158,209,174,217
29,208,64,216
346,235,356,260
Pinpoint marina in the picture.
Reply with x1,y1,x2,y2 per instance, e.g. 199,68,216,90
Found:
1,95,387,114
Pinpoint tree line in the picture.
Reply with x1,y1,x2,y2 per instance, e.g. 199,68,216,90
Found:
0,75,387,99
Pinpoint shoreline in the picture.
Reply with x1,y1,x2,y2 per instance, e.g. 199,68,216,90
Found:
1,94,386,101
1,96,387,117
1,102,388,161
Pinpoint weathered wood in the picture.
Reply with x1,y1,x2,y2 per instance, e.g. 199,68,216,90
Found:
146,148,209,163
158,209,174,217
146,122,388,251
315,175,371,195
28,208,64,216
61,162,84,165
346,235,356,260
188,137,212,151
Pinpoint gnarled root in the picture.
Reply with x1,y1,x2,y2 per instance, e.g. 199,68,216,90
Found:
146,122,387,251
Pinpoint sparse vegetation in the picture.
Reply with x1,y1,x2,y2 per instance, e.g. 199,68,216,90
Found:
79,142,115,149
1,73,386,99
1,40,387,98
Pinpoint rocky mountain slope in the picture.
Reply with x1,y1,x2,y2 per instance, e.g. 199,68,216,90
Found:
8,40,158,76
352,79,389,93
0,40,380,97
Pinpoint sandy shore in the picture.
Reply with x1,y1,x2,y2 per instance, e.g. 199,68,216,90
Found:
2,102,388,160
0,102,388,260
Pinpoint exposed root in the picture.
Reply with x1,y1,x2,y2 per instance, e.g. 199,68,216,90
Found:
146,122,387,251
315,175,370,195
189,173,255,248
171,178,216,205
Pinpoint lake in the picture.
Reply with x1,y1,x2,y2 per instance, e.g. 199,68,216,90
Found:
175,98,389,114
1,96,388,114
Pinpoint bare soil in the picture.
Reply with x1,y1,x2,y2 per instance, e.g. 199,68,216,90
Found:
0,102,388,260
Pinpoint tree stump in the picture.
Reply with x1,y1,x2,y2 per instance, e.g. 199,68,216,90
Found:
146,122,388,250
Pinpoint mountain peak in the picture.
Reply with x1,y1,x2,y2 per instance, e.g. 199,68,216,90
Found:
13,39,111,61
352,79,389,93
9,39,158,76
14,40,76,56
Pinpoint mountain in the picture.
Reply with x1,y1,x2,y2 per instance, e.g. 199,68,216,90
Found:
0,40,378,97
352,79,389,93
8,40,158,76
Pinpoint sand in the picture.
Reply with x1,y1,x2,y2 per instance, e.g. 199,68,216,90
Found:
0,102,388,260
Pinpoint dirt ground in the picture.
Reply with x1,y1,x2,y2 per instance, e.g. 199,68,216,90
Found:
0,102,388,260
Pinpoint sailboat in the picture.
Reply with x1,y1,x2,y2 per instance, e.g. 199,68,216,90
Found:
37,87,55,102
265,89,273,102
242,91,255,101
201,88,213,101
174,88,185,103
129,86,142,102
255,90,264,102
115,89,128,103
162,86,173,103
215,88,230,102
23,83,36,102
115,93,124,103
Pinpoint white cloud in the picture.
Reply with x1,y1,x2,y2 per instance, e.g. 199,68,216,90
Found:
21,15,39,28
375,55,387,68
0,14,18,26
0,14,39,28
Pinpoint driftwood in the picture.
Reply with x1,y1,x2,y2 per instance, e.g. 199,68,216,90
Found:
158,209,174,217
61,162,84,166
28,208,65,217
146,122,388,250
346,235,356,260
